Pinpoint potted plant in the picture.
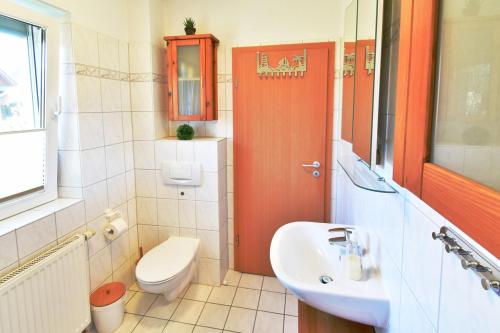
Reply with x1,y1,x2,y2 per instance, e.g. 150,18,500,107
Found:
176,124,195,140
183,17,196,35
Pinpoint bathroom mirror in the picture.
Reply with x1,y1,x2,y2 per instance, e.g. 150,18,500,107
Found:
352,0,379,164
341,0,357,143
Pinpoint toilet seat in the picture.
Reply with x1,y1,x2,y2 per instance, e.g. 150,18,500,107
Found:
136,237,199,285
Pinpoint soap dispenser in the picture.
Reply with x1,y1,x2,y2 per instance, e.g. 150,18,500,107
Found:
344,233,363,281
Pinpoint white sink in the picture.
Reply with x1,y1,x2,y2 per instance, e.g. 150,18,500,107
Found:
270,222,389,327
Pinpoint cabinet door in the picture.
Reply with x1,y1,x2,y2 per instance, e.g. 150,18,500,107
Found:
170,39,207,120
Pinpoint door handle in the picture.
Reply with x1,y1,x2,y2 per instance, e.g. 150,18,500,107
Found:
302,161,320,168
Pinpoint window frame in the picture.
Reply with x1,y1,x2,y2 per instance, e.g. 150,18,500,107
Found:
393,0,500,257
0,1,59,220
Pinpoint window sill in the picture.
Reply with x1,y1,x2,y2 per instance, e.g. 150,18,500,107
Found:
0,198,83,237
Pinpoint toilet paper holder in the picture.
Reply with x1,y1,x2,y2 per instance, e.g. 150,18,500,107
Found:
103,209,122,236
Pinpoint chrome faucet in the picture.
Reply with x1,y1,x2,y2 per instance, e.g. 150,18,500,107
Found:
328,227,354,247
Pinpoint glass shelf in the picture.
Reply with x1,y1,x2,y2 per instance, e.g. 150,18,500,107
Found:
337,154,397,193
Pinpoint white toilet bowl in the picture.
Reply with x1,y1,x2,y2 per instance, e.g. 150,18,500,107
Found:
135,236,200,301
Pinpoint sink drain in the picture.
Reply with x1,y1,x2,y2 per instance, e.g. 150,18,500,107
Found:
319,275,333,284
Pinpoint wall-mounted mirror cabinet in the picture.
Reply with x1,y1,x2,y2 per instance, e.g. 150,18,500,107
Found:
340,0,400,187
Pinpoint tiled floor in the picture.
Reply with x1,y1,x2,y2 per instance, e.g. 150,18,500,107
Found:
93,270,298,333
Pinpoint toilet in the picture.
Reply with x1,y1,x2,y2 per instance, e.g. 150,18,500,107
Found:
135,236,200,301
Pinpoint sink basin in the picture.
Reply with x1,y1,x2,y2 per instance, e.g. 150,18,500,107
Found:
270,222,389,327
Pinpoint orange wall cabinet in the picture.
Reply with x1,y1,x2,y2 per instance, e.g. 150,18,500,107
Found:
164,34,219,121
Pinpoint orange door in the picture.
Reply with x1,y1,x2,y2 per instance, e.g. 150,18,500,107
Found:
233,43,335,275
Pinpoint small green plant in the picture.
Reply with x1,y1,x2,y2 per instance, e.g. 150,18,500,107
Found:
176,124,195,140
183,17,196,35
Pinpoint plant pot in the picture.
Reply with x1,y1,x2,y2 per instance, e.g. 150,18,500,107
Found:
184,27,196,35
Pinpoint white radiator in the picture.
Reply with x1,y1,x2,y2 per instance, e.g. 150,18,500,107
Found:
0,234,91,333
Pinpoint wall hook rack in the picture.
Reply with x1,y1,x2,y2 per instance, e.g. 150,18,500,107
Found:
432,226,500,296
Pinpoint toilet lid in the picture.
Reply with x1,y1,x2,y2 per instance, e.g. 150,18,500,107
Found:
136,237,200,284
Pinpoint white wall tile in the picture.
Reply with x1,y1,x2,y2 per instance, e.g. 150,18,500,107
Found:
121,81,132,112
136,169,157,197
128,198,137,227
196,201,220,231
89,246,112,291
130,82,154,111
134,141,155,169
16,215,56,259
124,141,135,171
194,141,219,172
76,76,101,113
197,229,220,259
195,172,220,202
177,141,194,162
79,113,104,149
123,112,133,142
399,282,436,333
158,226,179,243
438,252,500,333
103,112,124,145
157,198,179,227
132,112,155,140
138,224,159,253
155,140,177,169
126,170,136,200
136,197,157,225
81,147,106,186
107,173,127,208
179,200,196,228
402,202,443,327
83,181,108,221
111,231,130,271
105,144,125,179
101,79,122,112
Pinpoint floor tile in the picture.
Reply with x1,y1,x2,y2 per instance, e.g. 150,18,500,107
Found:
253,311,284,333
126,292,158,315
258,291,285,314
224,307,256,333
114,313,142,333
132,316,167,333
207,285,237,305
184,283,213,301
193,327,222,333
125,291,137,304
162,321,194,333
284,294,298,316
146,296,181,320
262,277,286,293
238,273,263,289
232,288,260,309
284,315,298,333
171,299,206,324
197,303,230,329
223,270,242,286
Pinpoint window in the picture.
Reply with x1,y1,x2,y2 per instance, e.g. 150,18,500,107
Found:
0,3,59,220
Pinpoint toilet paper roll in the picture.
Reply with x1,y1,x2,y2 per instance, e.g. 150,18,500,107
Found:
103,218,128,241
